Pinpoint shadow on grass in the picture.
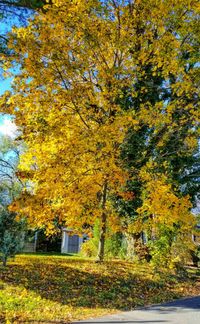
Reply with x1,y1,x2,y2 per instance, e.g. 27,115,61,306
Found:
1,257,199,323
0,318,66,324
18,252,80,257
1,260,150,310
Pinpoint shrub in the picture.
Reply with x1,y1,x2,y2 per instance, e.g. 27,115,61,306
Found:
0,208,25,266
80,238,98,258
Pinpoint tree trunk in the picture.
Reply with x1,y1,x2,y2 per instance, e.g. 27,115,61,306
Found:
97,180,108,262
126,232,151,261
97,210,107,262
125,233,135,260
150,214,156,241
2,255,7,267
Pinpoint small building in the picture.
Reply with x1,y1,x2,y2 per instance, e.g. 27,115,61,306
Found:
22,228,87,254
192,225,200,245
61,228,85,254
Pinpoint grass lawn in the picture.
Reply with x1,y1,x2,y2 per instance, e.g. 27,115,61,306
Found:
0,254,200,323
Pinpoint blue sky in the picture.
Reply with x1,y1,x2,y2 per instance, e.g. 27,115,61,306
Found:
0,77,12,95
0,75,16,137
0,20,17,138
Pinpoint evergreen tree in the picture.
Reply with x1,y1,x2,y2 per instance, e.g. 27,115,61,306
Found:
0,208,25,266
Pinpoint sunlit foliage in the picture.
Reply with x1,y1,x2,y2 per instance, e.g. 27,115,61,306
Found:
0,0,199,260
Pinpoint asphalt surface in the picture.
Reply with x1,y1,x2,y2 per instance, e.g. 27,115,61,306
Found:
73,296,200,324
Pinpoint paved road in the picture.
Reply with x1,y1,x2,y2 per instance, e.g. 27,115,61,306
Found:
73,296,200,324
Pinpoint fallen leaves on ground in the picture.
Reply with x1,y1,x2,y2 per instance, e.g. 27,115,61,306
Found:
0,254,199,323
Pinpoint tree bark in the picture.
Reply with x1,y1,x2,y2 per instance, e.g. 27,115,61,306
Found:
2,255,7,267
97,180,108,262
125,233,135,260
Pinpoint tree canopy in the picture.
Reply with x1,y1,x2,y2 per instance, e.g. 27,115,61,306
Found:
0,0,199,261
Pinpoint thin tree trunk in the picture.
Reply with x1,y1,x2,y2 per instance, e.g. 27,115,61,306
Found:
2,255,7,267
125,233,135,260
150,214,156,241
97,180,108,262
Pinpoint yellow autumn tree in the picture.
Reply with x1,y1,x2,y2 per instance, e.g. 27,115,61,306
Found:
0,0,199,261
129,164,197,267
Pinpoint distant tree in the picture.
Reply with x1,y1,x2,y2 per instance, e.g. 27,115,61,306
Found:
0,135,25,266
0,135,22,200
